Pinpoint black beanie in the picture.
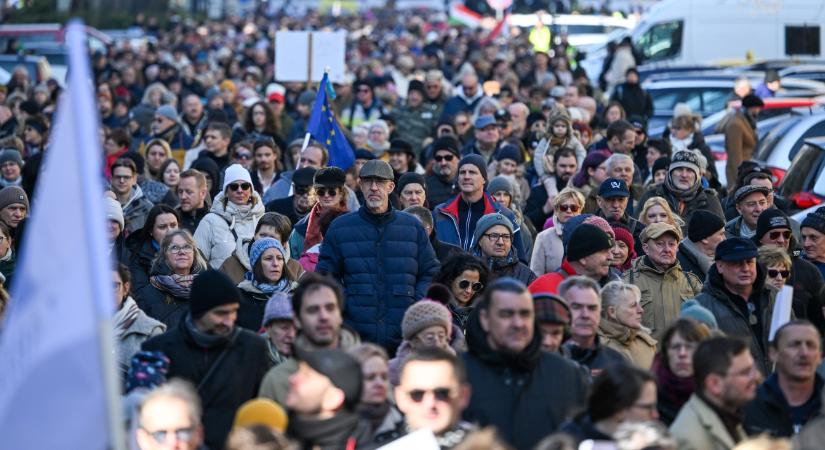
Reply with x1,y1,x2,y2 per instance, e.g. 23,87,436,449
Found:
408,79,425,97
566,224,612,261
190,269,241,318
458,154,488,181
652,156,671,175
754,208,791,243
687,210,726,242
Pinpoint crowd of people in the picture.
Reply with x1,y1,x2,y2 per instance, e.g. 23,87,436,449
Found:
1,4,825,450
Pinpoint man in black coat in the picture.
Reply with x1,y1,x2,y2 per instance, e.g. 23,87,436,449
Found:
677,210,727,281
425,136,460,209
462,278,588,450
142,269,272,450
265,166,317,226
609,68,653,120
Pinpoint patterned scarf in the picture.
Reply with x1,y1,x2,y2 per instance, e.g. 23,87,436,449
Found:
149,273,197,298
114,296,141,339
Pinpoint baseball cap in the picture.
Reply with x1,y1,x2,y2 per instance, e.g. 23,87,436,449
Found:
598,178,630,198
715,237,759,261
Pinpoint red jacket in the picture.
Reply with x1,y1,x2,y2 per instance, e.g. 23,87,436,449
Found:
528,259,578,295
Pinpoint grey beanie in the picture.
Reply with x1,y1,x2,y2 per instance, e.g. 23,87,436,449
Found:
680,299,718,330
0,149,23,168
487,176,515,197
472,212,514,247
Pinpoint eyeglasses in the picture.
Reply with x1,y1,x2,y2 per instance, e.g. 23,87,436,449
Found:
742,200,768,209
434,154,455,162
168,244,194,254
314,187,338,197
112,175,132,181
294,186,311,195
557,203,580,213
227,182,252,192
768,230,792,240
141,426,196,444
407,387,454,403
767,269,790,279
484,233,511,242
458,279,483,292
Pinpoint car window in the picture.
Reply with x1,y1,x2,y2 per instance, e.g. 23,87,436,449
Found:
754,117,802,161
780,144,824,197
637,20,683,63
701,89,731,115
792,120,825,160
651,88,700,113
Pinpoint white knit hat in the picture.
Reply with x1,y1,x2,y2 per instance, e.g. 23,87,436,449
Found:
104,196,124,230
222,164,253,191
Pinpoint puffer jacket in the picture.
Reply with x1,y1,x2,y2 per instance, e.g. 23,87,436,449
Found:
636,183,724,227
530,224,565,276
695,264,779,374
623,256,703,337
193,191,265,269
461,308,588,450
598,319,657,369
316,207,439,352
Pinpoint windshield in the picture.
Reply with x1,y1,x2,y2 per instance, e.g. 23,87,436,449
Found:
636,20,683,63
780,144,824,197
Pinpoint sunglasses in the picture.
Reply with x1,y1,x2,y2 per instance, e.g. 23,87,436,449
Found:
768,269,790,279
234,152,252,160
294,186,311,195
558,204,580,213
315,187,338,197
768,230,792,240
458,279,483,292
227,182,252,192
434,154,455,162
407,387,453,403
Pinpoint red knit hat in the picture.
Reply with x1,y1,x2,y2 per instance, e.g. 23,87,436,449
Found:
611,225,636,271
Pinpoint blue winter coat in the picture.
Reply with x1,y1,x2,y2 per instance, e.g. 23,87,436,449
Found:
316,207,440,353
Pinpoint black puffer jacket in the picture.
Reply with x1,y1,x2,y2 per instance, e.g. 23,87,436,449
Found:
461,308,588,450
695,264,778,374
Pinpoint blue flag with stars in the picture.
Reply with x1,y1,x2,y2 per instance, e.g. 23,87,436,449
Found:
307,73,355,170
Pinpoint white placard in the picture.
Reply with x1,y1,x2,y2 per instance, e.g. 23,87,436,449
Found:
275,31,346,83
768,285,794,342
377,429,440,450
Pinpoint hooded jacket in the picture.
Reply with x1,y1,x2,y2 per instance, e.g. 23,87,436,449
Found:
461,308,588,450
193,191,265,269
695,264,779,374
598,319,657,369
622,256,703,337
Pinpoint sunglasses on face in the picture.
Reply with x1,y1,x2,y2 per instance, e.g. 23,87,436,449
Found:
235,152,252,160
434,154,455,162
407,387,454,403
768,230,792,240
557,204,580,213
315,187,338,197
227,182,252,192
768,269,790,279
458,279,483,292
294,186,311,195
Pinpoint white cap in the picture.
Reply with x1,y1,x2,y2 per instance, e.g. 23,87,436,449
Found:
222,164,253,191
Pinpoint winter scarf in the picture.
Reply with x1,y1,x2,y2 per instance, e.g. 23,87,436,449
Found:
652,353,694,414
150,273,198,298
246,237,291,295
114,296,141,339
183,312,239,349
664,170,701,206
358,402,391,432
287,410,362,449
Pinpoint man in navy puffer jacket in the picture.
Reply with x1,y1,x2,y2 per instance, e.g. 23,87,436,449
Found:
317,160,439,355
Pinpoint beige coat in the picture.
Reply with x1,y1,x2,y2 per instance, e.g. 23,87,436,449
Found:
623,257,703,337
723,112,758,192
598,319,657,369
530,224,565,276
670,394,747,450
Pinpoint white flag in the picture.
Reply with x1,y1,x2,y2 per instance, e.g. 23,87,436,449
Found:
0,21,120,449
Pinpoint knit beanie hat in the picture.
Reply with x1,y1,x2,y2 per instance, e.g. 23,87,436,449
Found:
424,283,454,305
262,292,293,327
0,186,29,211
222,163,253,191
432,136,461,157
472,212,514,247
611,225,636,269
487,176,515,197
496,144,523,164
458,154,488,181
408,79,425,97
566,224,613,262
190,269,242,318
652,156,670,176
688,210,726,242
680,299,718,330
801,206,825,236
754,208,792,243
402,300,452,341
300,349,363,409
397,172,426,195
233,398,288,433
670,150,702,179
249,238,286,273
533,293,571,325
155,104,179,123
0,149,23,168
104,196,125,230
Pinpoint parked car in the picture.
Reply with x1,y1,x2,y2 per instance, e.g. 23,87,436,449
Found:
779,138,825,212
0,54,52,84
0,23,111,54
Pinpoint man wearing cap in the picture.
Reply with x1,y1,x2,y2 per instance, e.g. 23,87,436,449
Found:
145,104,192,166
285,348,373,447
425,136,460,207
534,293,572,353
801,206,825,281
724,94,763,192
677,209,727,280
695,237,779,374
265,166,317,226
622,222,703,336
462,115,502,163
529,223,615,295
472,212,536,285
495,108,514,139
317,160,438,353
754,209,825,330
463,277,588,449
142,269,272,450
433,154,527,262
387,139,417,180
262,292,296,366
0,149,23,188
392,79,439,156
595,177,645,247
726,185,772,239
637,149,725,223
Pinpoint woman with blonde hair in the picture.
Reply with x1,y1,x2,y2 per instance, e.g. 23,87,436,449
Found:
758,246,792,291
530,187,585,275
598,281,657,369
143,138,173,181
639,196,685,228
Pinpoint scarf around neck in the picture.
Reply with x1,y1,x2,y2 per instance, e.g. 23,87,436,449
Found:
665,171,701,206
114,296,141,339
150,272,197,298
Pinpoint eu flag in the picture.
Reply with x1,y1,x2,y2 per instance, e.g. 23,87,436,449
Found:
307,73,355,170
